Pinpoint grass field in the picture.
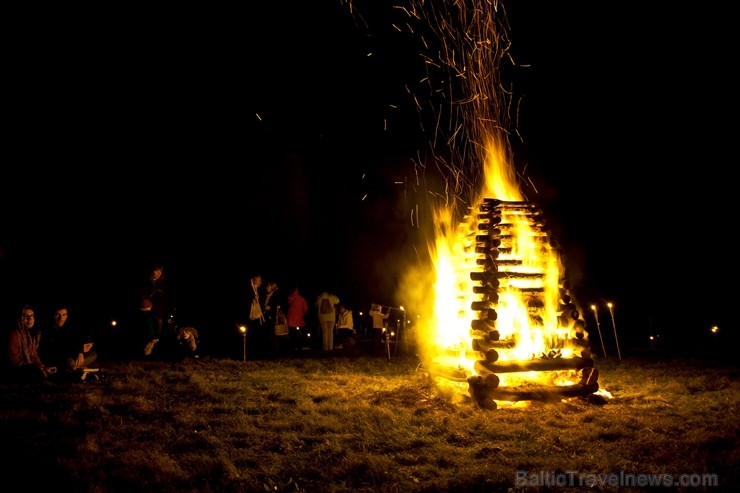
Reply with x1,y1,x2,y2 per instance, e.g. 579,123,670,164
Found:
1,350,738,492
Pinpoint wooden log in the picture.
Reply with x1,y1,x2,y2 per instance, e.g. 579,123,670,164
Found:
472,285,499,295
490,199,536,208
493,259,523,266
475,256,500,267
483,373,500,389
470,319,496,331
471,300,497,311
475,236,502,247
476,213,500,222
479,198,502,211
470,271,506,282
475,356,594,374
495,233,549,240
484,339,514,349
494,272,545,279
469,369,501,389
474,245,500,255
467,375,499,409
570,338,590,349
471,340,500,361
483,383,599,402
471,337,496,353
470,328,501,342
477,222,501,231
518,287,545,293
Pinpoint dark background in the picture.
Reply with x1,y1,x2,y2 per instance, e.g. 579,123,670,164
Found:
2,2,736,353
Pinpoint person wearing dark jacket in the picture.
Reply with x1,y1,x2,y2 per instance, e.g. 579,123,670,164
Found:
40,303,97,380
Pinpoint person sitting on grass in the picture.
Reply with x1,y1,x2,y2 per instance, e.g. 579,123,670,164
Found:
40,302,98,382
335,304,355,350
4,304,56,384
175,326,201,361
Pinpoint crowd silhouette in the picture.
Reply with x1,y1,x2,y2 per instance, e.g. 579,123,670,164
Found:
2,258,402,385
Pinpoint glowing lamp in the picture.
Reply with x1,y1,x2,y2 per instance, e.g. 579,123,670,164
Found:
239,325,247,362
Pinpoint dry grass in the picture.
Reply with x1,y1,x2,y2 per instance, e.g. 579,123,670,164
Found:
1,353,738,493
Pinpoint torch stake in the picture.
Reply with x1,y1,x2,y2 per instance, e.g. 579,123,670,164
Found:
607,303,622,361
590,305,608,358
239,325,247,363
385,332,391,361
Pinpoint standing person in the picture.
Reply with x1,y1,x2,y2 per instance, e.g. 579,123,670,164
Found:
315,291,339,351
141,262,169,340
286,286,308,351
135,297,158,359
369,303,391,351
4,304,56,383
40,302,98,380
335,303,355,350
262,280,281,358
246,273,264,359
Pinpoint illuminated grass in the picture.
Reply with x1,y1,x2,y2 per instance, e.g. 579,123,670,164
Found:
1,355,738,492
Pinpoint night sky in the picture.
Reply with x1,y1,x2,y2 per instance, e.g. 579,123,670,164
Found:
2,2,736,351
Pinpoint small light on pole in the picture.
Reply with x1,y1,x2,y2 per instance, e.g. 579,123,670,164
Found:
591,304,608,358
607,302,621,361
239,325,247,362
396,306,407,355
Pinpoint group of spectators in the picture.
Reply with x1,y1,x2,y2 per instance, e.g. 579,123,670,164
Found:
2,261,399,384
1,262,184,385
3,302,98,385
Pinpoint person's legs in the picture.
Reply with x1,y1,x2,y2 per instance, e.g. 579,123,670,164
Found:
321,320,333,350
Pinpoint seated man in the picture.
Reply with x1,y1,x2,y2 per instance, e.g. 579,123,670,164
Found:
41,303,98,381
335,304,355,349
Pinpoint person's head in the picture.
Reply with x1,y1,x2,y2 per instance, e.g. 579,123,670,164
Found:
20,305,35,330
53,305,69,328
151,264,164,281
251,274,262,287
141,297,153,311
266,282,278,293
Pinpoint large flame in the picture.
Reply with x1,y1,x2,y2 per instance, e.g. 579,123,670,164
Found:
380,1,592,405
411,138,587,405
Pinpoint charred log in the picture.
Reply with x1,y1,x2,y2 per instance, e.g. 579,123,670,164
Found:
470,319,496,332
475,236,502,247
471,300,499,311
483,383,599,403
475,356,594,374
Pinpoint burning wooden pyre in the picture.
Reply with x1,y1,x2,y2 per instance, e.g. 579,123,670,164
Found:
424,198,599,409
